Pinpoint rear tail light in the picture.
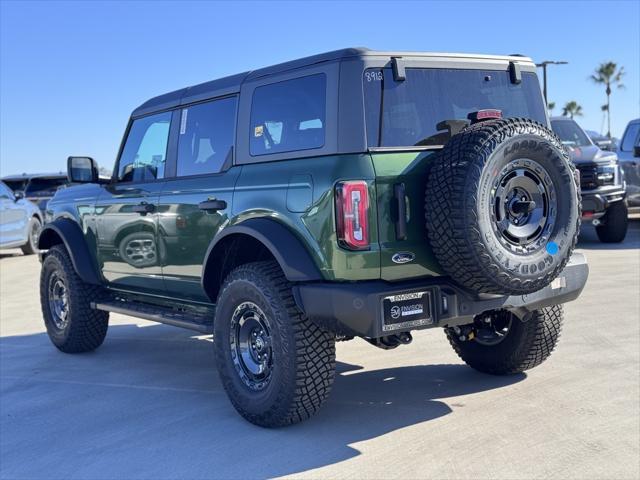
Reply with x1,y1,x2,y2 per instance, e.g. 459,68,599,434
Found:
335,180,370,250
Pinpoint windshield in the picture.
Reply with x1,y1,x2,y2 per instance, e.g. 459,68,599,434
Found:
550,120,592,147
363,68,547,148
24,177,67,197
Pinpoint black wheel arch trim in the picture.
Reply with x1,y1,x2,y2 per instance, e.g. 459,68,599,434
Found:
37,218,102,285
201,218,323,299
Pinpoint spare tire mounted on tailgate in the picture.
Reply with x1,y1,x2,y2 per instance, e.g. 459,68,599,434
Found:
425,117,580,295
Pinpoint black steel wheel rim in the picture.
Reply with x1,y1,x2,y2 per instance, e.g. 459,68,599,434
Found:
229,301,273,391
490,159,557,253
48,272,69,330
474,310,513,346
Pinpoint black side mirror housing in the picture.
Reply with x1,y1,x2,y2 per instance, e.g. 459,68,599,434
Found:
67,156,99,183
634,145,640,158
14,191,24,201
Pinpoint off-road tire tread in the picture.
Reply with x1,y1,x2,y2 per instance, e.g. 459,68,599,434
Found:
215,261,336,427
40,245,108,353
425,118,580,295
445,305,563,375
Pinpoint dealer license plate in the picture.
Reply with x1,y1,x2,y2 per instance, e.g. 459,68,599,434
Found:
382,291,433,331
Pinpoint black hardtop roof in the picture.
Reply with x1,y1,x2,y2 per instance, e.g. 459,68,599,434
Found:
132,47,534,118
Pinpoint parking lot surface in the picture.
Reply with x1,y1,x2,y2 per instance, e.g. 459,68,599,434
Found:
1,221,639,480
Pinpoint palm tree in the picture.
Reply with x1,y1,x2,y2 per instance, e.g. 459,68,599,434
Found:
562,101,583,119
548,101,556,115
590,62,625,138
600,104,608,134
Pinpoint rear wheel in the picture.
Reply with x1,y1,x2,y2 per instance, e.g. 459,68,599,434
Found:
596,201,628,243
21,216,41,255
445,306,563,375
40,245,109,353
214,261,336,427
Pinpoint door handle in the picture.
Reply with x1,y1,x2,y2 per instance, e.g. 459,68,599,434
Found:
132,202,155,215
198,199,227,212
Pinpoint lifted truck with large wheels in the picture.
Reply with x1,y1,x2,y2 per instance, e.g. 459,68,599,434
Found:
551,116,629,243
38,48,588,427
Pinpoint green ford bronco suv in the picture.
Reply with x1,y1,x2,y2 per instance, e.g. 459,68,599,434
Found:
39,48,588,427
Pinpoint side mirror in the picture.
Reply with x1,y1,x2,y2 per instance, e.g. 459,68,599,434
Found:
634,145,640,158
68,156,98,183
14,191,24,201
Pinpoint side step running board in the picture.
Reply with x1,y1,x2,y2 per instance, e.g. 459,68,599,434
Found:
92,301,213,334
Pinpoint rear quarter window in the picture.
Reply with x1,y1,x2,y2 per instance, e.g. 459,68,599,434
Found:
250,74,326,156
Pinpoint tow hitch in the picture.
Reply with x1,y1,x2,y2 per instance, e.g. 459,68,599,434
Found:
449,310,514,345
367,332,413,350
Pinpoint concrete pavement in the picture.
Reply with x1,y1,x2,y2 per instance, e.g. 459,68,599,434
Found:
1,221,639,479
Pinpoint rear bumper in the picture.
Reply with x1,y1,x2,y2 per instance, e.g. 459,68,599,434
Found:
294,253,588,338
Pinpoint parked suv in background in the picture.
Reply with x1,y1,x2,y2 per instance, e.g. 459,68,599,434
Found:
2,173,68,213
551,117,628,243
38,48,588,427
618,118,640,211
0,181,43,254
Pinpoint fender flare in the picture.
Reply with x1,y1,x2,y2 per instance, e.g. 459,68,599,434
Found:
201,218,323,293
38,218,102,285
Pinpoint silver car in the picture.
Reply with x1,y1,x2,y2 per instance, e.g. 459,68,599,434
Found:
0,180,43,254
618,118,640,210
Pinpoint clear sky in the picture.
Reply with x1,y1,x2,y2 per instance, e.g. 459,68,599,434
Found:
1,0,638,176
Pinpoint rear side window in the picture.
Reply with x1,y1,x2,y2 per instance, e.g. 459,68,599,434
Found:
117,112,171,183
250,74,326,156
621,122,640,151
177,96,237,176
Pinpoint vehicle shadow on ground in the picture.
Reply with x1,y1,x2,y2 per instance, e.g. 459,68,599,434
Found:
576,217,640,251
0,324,524,479
0,251,24,259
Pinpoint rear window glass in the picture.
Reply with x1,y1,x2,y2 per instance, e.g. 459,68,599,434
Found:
250,74,326,156
3,179,28,192
364,68,547,147
25,177,67,196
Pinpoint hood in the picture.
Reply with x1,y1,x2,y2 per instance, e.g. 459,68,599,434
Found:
565,144,617,164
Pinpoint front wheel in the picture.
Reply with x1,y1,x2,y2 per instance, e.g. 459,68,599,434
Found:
446,306,563,375
596,201,628,243
21,216,42,255
40,245,109,353
213,261,336,427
